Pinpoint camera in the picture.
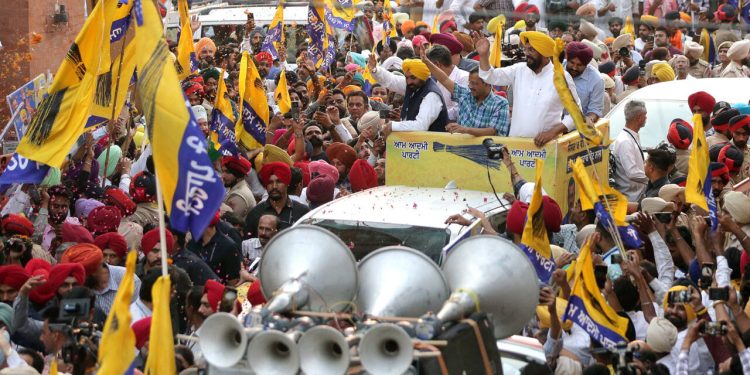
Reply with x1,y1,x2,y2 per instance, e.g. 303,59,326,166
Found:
701,321,727,336
708,287,729,301
379,109,391,119
60,298,91,323
654,212,672,223
547,0,567,13
483,138,505,160
700,263,714,289
667,290,691,304
619,47,630,58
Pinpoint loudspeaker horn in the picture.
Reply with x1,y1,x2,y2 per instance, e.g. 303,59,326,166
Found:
246,330,300,375
197,312,250,368
358,323,414,375
298,325,350,375
439,235,539,339
356,246,450,317
260,225,358,313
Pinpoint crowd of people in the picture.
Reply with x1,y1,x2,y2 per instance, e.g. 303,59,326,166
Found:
0,0,749,373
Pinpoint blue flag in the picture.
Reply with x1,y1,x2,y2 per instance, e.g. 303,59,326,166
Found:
0,153,50,190
706,164,718,231
593,202,644,249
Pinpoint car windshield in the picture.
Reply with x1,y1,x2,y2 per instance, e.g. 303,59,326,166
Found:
608,99,692,149
308,219,450,263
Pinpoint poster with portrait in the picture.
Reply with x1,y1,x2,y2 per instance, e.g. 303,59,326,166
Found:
5,74,48,140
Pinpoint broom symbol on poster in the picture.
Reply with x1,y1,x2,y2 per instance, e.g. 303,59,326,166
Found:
432,142,503,170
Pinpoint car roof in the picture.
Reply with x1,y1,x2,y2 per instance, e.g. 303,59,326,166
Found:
610,77,750,104
299,185,508,229
165,3,308,26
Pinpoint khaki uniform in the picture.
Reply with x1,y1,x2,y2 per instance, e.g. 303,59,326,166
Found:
688,60,712,78
721,62,750,78
733,141,750,182
125,202,160,229
674,148,690,177
616,87,637,103
224,179,256,219
707,132,731,149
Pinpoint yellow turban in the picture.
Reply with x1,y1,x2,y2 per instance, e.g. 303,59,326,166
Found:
520,31,555,57
193,37,216,55
652,62,675,82
514,20,527,30
263,144,293,167
342,85,362,95
662,286,697,322
640,15,660,28
402,59,430,80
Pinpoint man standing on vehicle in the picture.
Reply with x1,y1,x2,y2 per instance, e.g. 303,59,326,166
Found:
565,42,604,123
611,100,649,201
475,31,582,146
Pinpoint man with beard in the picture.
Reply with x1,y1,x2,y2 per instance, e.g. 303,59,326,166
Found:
244,162,309,238
33,186,78,252
194,37,216,65
197,280,224,320
183,81,204,107
200,68,220,112
707,108,738,148
247,28,265,54
476,31,581,146
731,115,750,181
221,155,256,219
421,51,509,136
709,162,730,202
137,228,175,278
684,41,711,79
0,265,29,305
565,42,604,123
241,215,279,268
368,56,449,133
187,213,242,286
304,124,329,162
687,91,715,135
658,285,714,373
255,52,276,97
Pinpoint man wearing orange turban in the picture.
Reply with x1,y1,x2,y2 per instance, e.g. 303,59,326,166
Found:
475,31,582,147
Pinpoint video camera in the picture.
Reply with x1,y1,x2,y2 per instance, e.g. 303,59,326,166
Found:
501,43,526,66
483,138,506,160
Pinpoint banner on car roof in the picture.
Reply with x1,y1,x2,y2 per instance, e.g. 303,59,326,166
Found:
385,122,611,217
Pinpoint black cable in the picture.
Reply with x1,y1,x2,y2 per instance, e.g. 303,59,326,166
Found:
486,158,507,211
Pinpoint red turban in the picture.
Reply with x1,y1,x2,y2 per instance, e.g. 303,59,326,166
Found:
132,317,152,350
24,259,51,279
687,91,716,114
259,162,292,186
718,144,744,173
325,143,357,170
61,243,103,277
204,279,225,312
0,265,30,290
730,115,750,133
506,201,529,235
221,155,252,176
309,160,339,182
184,81,204,97
430,33,463,55
349,160,378,192
2,214,33,236
565,42,594,66
712,108,740,132
667,119,693,150
87,206,122,235
294,161,311,187
439,20,457,34
541,196,563,233
247,280,266,305
140,228,175,255
30,263,85,304
255,51,273,65
106,188,137,216
61,222,94,244
307,176,336,205
516,2,540,15
95,232,128,258
711,162,730,183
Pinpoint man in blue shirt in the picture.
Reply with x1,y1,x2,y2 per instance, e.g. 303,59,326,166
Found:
565,42,605,123
420,47,510,136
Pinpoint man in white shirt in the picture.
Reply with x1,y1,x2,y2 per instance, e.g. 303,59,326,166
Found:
368,56,449,133
611,100,648,201
658,286,715,374
425,44,469,122
475,31,582,146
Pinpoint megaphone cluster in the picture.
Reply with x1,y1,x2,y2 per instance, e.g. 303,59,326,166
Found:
198,225,539,375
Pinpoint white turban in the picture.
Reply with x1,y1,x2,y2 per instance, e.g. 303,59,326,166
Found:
724,191,750,224
191,105,208,122
646,317,678,353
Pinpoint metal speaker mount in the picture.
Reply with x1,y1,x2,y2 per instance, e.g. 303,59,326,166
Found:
259,225,358,313
356,246,450,317
441,235,539,339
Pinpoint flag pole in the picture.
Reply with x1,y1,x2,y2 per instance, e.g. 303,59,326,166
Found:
154,161,169,277
102,29,131,188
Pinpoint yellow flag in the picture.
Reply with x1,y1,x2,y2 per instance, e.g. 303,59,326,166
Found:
551,38,604,146
521,159,551,259
686,113,709,212
623,16,635,43
275,69,292,114
236,51,270,149
18,0,132,167
144,275,176,375
488,16,506,68
50,359,58,375
97,251,137,373
570,158,628,226
432,14,440,34
700,28,711,62
563,240,630,348
175,0,197,80
384,0,398,39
